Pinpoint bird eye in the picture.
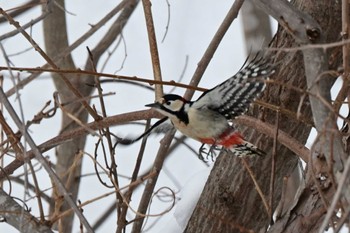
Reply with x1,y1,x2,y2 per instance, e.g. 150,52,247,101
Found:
166,101,171,105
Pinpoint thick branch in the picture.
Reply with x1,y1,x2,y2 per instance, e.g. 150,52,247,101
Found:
252,0,321,43
0,189,53,233
255,0,345,172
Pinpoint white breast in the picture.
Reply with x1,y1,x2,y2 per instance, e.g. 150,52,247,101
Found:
170,107,229,141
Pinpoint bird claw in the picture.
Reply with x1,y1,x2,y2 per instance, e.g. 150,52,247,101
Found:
198,144,220,161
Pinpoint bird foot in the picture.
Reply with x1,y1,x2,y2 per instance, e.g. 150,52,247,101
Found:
198,144,220,161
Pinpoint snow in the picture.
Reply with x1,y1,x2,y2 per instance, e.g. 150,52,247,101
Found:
158,166,212,233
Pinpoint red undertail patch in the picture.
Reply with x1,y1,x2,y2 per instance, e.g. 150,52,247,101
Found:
199,130,244,148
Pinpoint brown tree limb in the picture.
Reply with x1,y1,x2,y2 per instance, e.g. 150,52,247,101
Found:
0,66,207,93
0,188,53,233
142,0,164,99
0,108,311,182
0,110,155,180
236,116,309,162
129,2,173,232
130,130,176,233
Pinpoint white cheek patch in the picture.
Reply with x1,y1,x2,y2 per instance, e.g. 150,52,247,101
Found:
170,100,184,111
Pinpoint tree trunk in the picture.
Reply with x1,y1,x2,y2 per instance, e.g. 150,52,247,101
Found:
185,1,341,232
42,1,93,232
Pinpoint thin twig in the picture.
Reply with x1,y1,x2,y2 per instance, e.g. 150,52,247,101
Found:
169,55,189,94
0,7,100,120
87,45,124,222
269,110,279,225
0,66,207,93
0,87,94,232
0,11,49,41
27,160,45,222
131,130,176,233
267,38,350,53
318,156,350,233
161,0,171,43
142,0,163,99
4,0,131,97
241,158,270,216
84,0,138,72
116,120,150,233
342,0,350,77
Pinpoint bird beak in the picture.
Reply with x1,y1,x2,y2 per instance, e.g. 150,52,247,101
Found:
145,102,162,109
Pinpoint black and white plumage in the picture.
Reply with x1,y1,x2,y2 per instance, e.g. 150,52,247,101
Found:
119,54,274,157
192,55,274,120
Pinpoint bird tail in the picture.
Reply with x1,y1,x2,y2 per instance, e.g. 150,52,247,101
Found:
229,140,265,157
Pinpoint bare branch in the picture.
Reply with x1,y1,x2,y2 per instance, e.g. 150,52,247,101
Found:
237,116,310,162
84,0,139,71
142,0,164,99
0,7,99,120
0,66,207,93
0,87,94,232
0,109,157,180
131,129,176,233
254,0,346,172
0,0,42,24
0,188,53,233
0,11,49,41
252,0,321,43
4,0,131,97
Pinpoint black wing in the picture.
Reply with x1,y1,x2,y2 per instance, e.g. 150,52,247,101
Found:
191,54,274,119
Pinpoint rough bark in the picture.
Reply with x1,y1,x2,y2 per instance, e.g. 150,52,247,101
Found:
185,1,342,232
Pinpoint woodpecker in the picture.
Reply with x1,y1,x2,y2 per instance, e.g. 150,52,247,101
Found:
120,54,274,157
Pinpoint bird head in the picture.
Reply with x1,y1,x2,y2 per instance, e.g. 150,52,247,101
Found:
145,94,187,118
